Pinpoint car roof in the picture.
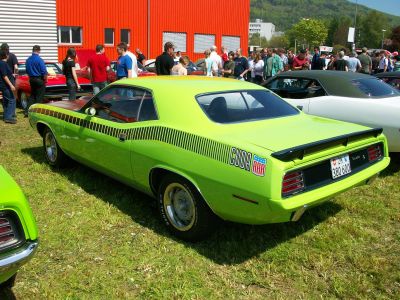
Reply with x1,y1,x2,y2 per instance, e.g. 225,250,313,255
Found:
112,76,265,124
266,70,375,98
375,71,400,78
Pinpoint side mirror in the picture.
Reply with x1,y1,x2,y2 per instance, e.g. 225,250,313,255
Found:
296,105,303,111
85,107,96,116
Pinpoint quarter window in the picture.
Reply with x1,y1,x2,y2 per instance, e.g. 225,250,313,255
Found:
87,86,157,123
58,26,82,44
351,78,400,97
265,78,326,99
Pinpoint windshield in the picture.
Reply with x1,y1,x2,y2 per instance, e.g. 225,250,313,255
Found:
351,78,400,97
196,90,299,123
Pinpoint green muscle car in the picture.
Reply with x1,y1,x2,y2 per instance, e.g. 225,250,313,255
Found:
0,166,38,287
28,77,389,241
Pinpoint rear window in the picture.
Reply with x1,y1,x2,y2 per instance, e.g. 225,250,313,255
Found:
196,90,299,123
351,78,400,97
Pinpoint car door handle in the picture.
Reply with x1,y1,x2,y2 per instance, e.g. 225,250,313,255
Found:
119,133,127,142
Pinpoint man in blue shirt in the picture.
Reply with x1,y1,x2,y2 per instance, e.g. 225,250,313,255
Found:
116,42,132,80
25,45,47,116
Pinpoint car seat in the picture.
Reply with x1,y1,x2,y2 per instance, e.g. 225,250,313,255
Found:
207,96,229,122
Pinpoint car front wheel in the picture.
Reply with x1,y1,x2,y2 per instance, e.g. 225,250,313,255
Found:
42,127,69,167
158,174,216,241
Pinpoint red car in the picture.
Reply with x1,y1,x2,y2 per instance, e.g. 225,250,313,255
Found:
76,61,156,83
16,62,93,109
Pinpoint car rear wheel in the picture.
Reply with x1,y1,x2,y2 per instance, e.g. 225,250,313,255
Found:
43,127,69,167
19,92,28,110
158,174,216,241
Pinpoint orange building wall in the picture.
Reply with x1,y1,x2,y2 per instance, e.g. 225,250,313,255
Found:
57,0,249,63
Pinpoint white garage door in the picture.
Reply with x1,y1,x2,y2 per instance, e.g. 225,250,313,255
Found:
162,32,186,52
222,36,241,52
194,34,215,53
0,0,58,61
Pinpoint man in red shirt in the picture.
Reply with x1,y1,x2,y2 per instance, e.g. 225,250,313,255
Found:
87,44,110,94
220,46,229,67
292,49,310,70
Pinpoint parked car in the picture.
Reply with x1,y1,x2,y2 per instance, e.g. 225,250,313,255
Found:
375,71,400,90
144,58,203,75
76,61,156,83
0,166,38,288
263,71,400,152
16,62,93,109
28,77,389,241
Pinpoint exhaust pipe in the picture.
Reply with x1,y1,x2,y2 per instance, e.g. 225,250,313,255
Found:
291,205,308,222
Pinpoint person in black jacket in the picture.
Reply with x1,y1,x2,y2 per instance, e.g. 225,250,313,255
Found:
155,42,175,75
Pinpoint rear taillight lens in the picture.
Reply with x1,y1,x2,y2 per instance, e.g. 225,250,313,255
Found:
367,144,382,162
282,171,305,197
0,217,15,246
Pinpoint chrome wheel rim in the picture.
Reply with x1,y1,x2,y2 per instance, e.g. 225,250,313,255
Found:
44,131,57,163
163,183,195,231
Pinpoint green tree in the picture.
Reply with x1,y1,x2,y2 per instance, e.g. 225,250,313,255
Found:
249,33,268,48
389,26,400,52
267,35,290,49
288,18,328,49
358,11,390,48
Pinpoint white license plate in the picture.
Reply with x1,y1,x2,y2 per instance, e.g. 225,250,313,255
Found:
330,154,351,179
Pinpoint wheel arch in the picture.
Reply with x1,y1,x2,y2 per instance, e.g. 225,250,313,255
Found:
149,166,215,211
36,122,51,137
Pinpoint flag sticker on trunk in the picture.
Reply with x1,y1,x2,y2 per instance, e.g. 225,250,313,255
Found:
252,155,266,177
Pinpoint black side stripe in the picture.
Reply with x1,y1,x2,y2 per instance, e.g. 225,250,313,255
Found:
31,108,232,164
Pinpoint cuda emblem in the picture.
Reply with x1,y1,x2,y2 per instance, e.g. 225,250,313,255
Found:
230,147,266,176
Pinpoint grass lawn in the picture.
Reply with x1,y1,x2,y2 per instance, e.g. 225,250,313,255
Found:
1,108,399,299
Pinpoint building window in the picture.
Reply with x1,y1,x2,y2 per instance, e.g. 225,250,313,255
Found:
58,26,82,44
194,34,215,53
121,29,130,45
222,36,241,52
162,32,186,52
105,28,114,45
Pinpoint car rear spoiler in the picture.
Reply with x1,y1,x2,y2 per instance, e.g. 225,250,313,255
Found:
271,128,383,162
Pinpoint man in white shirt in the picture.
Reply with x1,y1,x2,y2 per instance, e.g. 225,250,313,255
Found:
347,52,361,72
126,48,139,78
209,45,222,76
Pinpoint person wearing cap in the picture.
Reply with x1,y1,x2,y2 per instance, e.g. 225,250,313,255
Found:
357,47,372,74
25,45,48,117
0,43,18,76
155,42,175,75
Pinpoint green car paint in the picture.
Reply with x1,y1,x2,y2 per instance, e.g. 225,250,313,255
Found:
28,77,390,238
0,166,38,285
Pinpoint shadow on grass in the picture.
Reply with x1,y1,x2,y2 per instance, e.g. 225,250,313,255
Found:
380,153,400,177
22,146,342,264
0,288,16,300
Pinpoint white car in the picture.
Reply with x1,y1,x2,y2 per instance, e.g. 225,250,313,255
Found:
263,71,400,152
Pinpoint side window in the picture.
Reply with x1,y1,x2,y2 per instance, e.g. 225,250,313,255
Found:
90,86,157,123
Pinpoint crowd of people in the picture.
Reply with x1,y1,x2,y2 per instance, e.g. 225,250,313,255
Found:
1,40,400,126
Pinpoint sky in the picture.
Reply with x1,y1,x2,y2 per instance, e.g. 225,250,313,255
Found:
348,0,400,16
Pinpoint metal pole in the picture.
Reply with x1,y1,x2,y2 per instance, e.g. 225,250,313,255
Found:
295,39,297,54
353,0,358,49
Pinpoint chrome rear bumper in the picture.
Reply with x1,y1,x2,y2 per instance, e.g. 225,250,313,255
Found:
0,241,38,273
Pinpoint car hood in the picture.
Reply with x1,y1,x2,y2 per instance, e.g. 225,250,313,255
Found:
219,114,372,153
18,74,91,85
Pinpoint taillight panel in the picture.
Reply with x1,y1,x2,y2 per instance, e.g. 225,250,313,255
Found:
0,211,25,252
282,171,305,197
281,143,383,198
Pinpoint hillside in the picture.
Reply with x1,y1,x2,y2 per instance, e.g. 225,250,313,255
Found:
250,0,400,31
